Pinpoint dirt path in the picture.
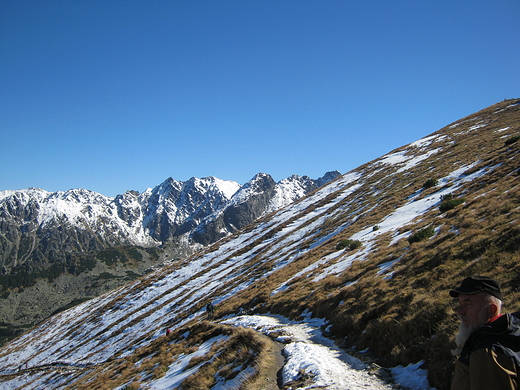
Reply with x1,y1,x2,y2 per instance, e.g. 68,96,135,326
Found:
245,333,286,390
263,340,285,390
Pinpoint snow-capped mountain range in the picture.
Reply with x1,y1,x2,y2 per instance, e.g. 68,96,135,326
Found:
0,171,339,333
0,171,340,269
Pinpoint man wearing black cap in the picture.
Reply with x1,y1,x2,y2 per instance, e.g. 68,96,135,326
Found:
450,275,520,390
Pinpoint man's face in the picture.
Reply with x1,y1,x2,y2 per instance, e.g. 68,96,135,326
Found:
456,292,490,331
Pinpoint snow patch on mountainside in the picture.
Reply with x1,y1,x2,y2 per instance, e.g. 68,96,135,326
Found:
265,176,309,214
227,173,272,205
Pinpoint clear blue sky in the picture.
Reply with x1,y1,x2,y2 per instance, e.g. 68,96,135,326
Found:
1,1,519,197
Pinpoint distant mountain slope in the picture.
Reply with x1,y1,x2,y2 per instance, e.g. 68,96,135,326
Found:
0,99,518,390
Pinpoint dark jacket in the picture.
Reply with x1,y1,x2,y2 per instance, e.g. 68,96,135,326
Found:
452,312,520,390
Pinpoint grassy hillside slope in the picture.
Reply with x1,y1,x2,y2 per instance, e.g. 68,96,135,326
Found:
217,98,520,389
0,99,518,390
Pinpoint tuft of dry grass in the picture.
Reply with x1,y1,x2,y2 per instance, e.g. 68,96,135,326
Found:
178,325,270,390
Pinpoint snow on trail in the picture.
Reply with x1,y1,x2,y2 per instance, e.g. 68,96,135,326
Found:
223,314,435,390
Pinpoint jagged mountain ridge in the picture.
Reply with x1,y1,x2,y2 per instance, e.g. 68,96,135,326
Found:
0,99,519,390
192,171,341,245
0,171,340,270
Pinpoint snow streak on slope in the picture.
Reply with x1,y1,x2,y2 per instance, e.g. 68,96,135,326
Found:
271,160,494,289
311,163,494,282
146,334,231,389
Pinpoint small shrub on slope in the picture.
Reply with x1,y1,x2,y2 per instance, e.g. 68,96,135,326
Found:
408,226,436,244
504,134,520,145
439,198,466,213
336,239,363,251
423,178,438,188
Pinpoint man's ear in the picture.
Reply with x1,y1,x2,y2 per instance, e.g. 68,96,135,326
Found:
489,302,500,317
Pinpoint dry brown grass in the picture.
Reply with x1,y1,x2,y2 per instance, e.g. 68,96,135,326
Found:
178,325,269,390
64,321,272,390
